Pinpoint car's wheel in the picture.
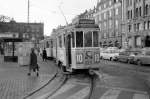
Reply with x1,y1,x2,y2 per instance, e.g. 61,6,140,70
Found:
137,60,142,66
127,59,131,64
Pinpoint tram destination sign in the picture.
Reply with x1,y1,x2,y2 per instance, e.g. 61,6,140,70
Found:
78,19,95,24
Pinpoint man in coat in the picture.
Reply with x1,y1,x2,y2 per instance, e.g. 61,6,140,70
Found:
28,48,39,76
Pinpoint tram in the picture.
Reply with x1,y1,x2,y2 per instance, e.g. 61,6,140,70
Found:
39,37,53,59
52,19,100,73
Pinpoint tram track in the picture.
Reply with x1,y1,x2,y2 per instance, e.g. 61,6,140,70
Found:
87,74,97,99
23,72,58,99
43,74,68,99
23,69,98,99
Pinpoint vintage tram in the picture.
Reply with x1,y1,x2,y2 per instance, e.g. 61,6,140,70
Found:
39,37,53,59
52,19,100,73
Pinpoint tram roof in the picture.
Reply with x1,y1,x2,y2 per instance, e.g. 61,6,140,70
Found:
50,19,100,37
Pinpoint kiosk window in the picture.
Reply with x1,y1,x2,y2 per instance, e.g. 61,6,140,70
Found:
84,31,92,47
93,31,98,47
76,31,83,47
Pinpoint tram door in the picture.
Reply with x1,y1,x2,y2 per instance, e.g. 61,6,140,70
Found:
66,34,72,67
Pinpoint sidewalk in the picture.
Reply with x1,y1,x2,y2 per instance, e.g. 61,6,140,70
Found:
0,56,57,99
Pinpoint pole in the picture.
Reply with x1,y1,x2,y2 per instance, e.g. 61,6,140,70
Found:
28,0,30,23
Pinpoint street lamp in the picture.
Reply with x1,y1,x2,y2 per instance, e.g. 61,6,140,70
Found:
119,0,123,48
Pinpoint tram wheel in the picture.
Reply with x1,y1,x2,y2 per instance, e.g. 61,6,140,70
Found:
60,65,67,72
89,69,95,75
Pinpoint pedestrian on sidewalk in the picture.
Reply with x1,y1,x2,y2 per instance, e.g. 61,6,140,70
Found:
42,48,47,62
28,48,39,76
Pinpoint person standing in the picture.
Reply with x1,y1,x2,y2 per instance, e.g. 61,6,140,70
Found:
28,48,39,76
42,48,47,62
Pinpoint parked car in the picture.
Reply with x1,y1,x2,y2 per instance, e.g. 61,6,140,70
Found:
117,50,140,64
100,49,119,61
134,49,150,65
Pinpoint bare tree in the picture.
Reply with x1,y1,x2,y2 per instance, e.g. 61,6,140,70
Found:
0,15,13,22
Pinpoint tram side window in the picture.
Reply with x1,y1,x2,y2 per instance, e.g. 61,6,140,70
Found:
93,31,99,47
72,32,75,48
46,41,49,48
84,31,92,47
76,31,83,47
59,36,62,48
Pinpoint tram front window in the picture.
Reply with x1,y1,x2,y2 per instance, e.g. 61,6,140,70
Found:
84,31,92,47
93,31,99,47
76,31,83,47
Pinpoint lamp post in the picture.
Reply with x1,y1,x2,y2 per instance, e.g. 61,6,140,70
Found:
119,0,123,48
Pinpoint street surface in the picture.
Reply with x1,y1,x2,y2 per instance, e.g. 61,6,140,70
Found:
31,59,150,99
0,55,150,99
0,55,57,99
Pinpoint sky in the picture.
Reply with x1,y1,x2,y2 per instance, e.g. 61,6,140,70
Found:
0,0,97,36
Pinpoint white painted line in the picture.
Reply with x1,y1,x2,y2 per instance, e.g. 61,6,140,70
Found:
133,93,149,99
65,87,90,99
37,84,75,99
97,85,148,94
50,83,75,98
100,89,121,99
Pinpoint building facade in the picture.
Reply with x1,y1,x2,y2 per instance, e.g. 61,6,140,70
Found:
126,0,150,48
94,0,122,48
0,21,44,42
72,8,96,24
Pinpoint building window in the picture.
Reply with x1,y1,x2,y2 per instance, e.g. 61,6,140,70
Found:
104,33,107,38
115,31,119,37
104,13,106,19
115,8,118,15
135,8,138,17
109,0,112,6
127,11,130,19
139,7,142,17
145,4,149,15
99,23,101,29
148,21,150,29
99,6,101,11
131,10,132,19
139,23,143,31
115,20,118,29
104,3,106,9
144,21,148,30
104,22,107,29
109,20,112,28
134,24,136,32
99,15,101,21
128,24,132,32
109,10,112,17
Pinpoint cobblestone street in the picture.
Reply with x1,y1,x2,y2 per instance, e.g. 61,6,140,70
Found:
0,56,57,99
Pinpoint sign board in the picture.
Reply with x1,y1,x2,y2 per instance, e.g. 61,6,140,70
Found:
78,19,95,24
0,33,19,38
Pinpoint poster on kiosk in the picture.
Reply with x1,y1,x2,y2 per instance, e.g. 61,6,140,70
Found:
18,42,34,66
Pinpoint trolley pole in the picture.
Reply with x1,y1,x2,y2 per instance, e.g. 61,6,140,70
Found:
27,0,30,23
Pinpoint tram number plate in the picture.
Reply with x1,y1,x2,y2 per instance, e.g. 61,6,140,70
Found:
76,53,83,64
94,53,100,63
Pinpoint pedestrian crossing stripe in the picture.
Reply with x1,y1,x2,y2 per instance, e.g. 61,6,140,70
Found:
65,87,90,99
99,89,121,99
133,94,149,99
50,84,76,98
47,83,149,99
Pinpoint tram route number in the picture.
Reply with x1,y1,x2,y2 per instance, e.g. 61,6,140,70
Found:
94,53,100,63
76,53,100,64
76,53,83,64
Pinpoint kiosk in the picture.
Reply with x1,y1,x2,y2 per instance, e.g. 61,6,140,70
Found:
2,38,22,62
